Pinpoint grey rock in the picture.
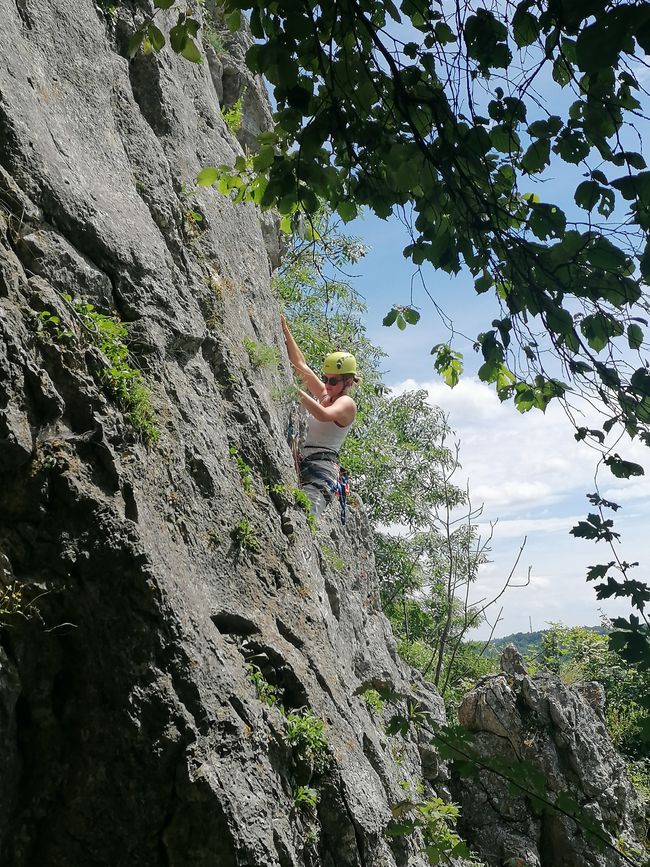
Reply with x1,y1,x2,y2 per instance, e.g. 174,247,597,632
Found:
454,665,642,867
500,643,528,677
16,226,115,308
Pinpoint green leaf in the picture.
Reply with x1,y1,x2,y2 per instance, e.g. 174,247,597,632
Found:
337,200,358,223
147,24,165,52
552,55,572,86
521,139,550,174
127,29,145,58
491,125,520,153
574,180,600,211
180,37,202,63
196,166,218,187
627,323,644,350
528,203,566,241
575,14,633,72
185,17,200,38
253,146,275,173
153,0,175,7
545,305,574,337
605,456,645,479
383,309,398,327
554,129,590,164
586,562,615,581
512,7,539,47
226,10,241,31
402,307,420,325
169,23,187,53
580,313,624,352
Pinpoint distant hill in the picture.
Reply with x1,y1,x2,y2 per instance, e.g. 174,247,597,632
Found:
484,625,607,657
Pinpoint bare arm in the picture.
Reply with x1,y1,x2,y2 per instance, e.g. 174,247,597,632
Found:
281,315,326,398
299,391,356,427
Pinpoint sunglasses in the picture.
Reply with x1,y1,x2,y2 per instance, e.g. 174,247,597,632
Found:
321,374,344,385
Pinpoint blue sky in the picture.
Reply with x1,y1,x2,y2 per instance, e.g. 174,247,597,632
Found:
345,209,649,640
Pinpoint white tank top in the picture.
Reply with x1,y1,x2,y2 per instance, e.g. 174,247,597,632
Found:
304,414,352,453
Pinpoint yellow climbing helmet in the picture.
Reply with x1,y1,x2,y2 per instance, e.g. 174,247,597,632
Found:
322,351,357,375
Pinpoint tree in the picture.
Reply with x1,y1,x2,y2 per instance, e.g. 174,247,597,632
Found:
210,0,649,451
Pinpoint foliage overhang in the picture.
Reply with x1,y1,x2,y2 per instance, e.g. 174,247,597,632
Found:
200,0,650,472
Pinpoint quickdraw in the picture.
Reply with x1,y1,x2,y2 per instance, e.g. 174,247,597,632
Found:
335,468,350,526
287,407,302,479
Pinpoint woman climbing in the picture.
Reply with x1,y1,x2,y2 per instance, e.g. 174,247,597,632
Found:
281,314,358,519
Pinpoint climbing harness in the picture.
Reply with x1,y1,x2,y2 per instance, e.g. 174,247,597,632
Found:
299,449,339,506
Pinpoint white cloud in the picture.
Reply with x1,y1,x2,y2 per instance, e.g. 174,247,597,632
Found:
476,515,584,539
391,377,600,516
386,376,650,638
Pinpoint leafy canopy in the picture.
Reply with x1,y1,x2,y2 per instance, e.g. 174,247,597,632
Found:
206,0,650,475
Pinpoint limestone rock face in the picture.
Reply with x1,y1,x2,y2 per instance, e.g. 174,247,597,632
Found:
453,647,642,867
0,2,445,866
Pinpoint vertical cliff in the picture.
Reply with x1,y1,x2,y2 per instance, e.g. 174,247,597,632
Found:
0,2,445,865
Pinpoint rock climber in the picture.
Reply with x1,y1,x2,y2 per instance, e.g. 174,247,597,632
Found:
281,314,358,518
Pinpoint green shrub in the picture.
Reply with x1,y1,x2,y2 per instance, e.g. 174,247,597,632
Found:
222,94,244,133
34,309,73,342
0,582,23,626
229,447,254,496
362,688,385,714
246,663,281,707
292,488,317,533
293,785,319,812
243,336,280,370
35,299,160,443
203,27,224,54
320,544,345,572
285,709,329,773
231,519,260,553
387,795,481,865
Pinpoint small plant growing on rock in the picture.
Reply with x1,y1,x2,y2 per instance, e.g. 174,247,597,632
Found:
320,544,345,573
293,785,318,812
0,582,24,626
285,710,329,773
362,688,385,715
246,663,281,707
231,519,260,553
203,26,224,54
243,336,280,370
292,488,317,533
184,206,205,237
229,447,254,496
387,795,476,865
34,309,73,342
303,826,319,848
35,299,159,443
222,93,244,133
75,299,159,443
